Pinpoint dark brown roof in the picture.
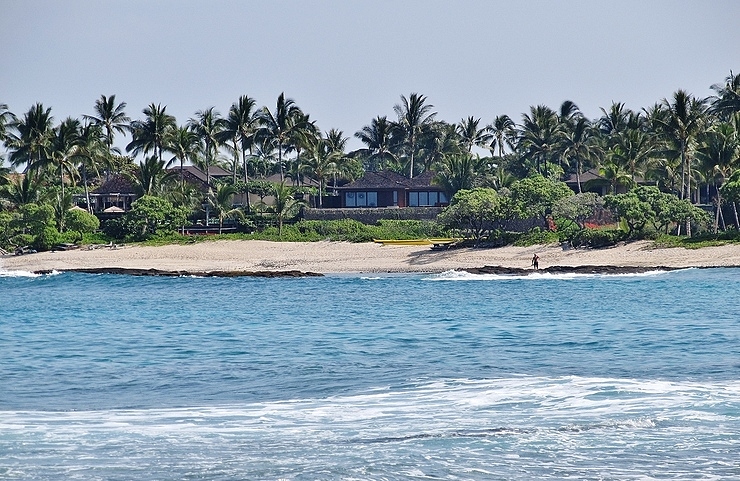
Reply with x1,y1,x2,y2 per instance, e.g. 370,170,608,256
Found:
339,170,440,190
93,175,136,194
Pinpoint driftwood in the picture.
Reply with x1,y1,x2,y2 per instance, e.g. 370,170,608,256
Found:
33,267,324,278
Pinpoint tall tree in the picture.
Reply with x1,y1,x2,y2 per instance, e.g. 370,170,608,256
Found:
355,116,399,171
207,183,241,234
219,95,259,185
167,126,201,187
300,136,339,207
393,93,437,179
456,116,492,152
83,94,130,154
559,117,599,193
188,107,225,187
518,105,559,177
696,120,740,231
7,103,54,172
710,71,740,120
658,90,706,205
489,114,516,158
0,103,16,144
127,103,176,164
258,93,307,182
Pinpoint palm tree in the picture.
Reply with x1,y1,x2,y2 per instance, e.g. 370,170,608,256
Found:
83,94,130,154
7,103,54,172
2,170,41,206
44,118,83,209
609,128,655,183
127,103,176,164
131,155,175,196
518,105,559,177
271,181,305,235
696,121,740,231
207,183,242,234
219,95,259,185
74,121,108,213
188,107,225,188
355,116,399,171
710,71,740,120
0,103,16,144
433,151,486,197
393,93,437,178
658,90,706,203
489,114,516,158
167,126,201,187
300,137,339,207
559,117,599,193
457,116,492,152
258,93,307,182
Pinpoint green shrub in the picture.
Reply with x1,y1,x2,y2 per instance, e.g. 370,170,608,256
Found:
33,226,60,251
571,228,627,248
513,227,559,247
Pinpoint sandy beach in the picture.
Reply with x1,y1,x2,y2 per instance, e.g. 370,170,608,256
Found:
2,239,739,274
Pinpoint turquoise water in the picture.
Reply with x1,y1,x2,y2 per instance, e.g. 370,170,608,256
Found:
1,267,739,479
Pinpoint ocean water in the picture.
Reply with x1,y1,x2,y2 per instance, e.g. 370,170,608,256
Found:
1,266,739,480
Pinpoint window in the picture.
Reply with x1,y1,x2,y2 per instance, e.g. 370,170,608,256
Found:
409,191,445,206
345,191,378,207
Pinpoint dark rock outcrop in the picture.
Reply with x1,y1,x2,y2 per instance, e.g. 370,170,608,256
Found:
34,267,324,278
463,265,683,276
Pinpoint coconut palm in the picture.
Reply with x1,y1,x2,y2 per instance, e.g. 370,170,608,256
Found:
271,181,305,235
1,170,41,206
355,116,399,171
44,118,83,206
7,103,54,172
393,93,437,178
83,94,130,154
258,93,308,182
559,117,600,193
300,137,339,207
518,105,559,177
696,121,740,231
710,71,740,120
74,122,108,213
167,126,201,187
188,107,225,187
207,183,242,234
0,103,16,144
457,116,492,152
489,114,516,158
219,95,259,185
131,155,176,196
127,103,176,164
657,90,706,203
433,151,487,197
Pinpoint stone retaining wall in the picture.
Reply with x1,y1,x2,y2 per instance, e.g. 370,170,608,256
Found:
302,207,443,224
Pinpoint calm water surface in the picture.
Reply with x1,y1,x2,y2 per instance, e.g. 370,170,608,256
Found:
1,267,739,479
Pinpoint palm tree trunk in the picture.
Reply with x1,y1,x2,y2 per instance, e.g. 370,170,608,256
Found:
82,164,92,214
733,202,740,230
576,157,582,193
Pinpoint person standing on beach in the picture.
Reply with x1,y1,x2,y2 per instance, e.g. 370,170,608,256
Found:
532,253,539,270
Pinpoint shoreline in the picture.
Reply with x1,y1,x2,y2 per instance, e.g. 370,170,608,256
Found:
2,239,740,276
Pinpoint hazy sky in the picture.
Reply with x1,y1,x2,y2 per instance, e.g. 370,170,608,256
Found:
2,0,739,154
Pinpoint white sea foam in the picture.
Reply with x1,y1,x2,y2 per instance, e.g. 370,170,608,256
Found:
424,269,674,281
0,268,60,278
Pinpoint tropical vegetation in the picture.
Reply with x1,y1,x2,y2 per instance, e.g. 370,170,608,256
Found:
2,70,740,251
